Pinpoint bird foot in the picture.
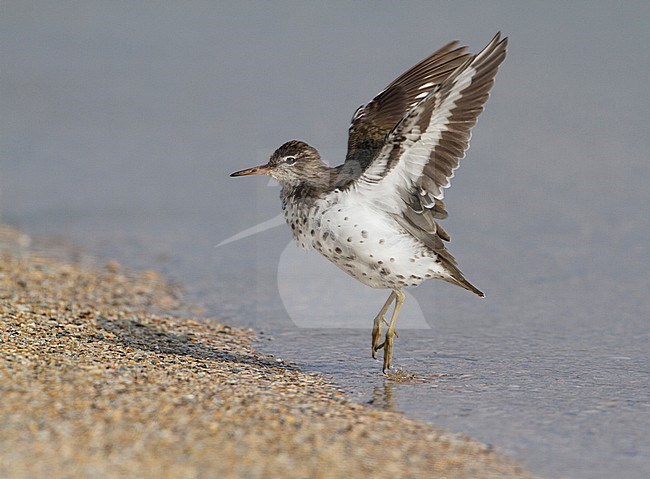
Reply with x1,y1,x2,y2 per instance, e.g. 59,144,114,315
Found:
372,317,399,359
371,316,384,359
382,330,396,373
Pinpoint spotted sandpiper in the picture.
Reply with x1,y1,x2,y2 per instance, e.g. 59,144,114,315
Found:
231,33,508,372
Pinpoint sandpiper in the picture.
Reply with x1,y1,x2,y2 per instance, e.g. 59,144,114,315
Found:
231,33,508,372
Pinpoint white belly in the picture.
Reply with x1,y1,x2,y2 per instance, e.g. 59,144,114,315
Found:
284,195,448,289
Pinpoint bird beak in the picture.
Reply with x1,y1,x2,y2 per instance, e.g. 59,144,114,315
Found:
230,164,271,177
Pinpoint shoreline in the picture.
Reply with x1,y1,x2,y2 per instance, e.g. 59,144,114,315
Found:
0,225,534,478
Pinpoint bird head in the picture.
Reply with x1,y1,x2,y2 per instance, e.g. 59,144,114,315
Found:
230,140,328,188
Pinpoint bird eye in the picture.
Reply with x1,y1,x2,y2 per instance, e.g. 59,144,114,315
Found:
284,156,296,165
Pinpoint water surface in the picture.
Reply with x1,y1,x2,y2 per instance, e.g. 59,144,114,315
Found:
2,3,649,478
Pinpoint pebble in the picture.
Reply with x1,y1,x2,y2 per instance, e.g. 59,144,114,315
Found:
0,225,533,479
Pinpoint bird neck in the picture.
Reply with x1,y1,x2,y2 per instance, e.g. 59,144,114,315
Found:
279,162,335,207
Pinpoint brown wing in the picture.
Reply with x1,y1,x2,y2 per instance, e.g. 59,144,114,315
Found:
338,41,470,181
347,33,508,295
352,33,507,199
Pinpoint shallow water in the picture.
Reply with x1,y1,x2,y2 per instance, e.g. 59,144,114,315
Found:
2,3,649,478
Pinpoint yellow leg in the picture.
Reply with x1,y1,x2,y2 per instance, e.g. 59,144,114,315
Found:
372,291,396,359
382,290,405,373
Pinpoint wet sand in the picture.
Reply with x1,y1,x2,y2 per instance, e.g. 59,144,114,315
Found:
0,226,534,478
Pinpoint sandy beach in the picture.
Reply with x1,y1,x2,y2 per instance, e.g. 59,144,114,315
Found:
0,225,533,478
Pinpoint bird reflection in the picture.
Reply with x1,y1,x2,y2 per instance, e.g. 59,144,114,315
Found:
368,383,395,411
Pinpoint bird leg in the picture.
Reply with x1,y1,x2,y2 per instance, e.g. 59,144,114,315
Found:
382,290,405,373
371,291,396,359
382,318,398,338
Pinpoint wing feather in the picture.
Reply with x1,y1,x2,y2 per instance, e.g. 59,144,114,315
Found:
341,34,507,294
339,41,471,179
353,33,508,205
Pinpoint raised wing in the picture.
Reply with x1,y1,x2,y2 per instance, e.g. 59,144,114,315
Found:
354,33,507,207
337,40,470,182
348,33,507,294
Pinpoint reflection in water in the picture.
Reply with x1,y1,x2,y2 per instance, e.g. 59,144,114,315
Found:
367,370,438,411
368,383,395,411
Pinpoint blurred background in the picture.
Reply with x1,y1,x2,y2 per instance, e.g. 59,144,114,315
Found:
1,2,649,478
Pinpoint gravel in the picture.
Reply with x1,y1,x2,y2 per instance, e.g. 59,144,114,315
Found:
0,225,534,478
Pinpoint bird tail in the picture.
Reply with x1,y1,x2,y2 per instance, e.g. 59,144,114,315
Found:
446,273,485,297
438,250,485,297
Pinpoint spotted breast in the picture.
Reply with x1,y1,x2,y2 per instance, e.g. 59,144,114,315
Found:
283,191,449,289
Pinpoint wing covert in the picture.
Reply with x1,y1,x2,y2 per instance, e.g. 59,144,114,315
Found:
353,33,508,211
340,40,471,182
